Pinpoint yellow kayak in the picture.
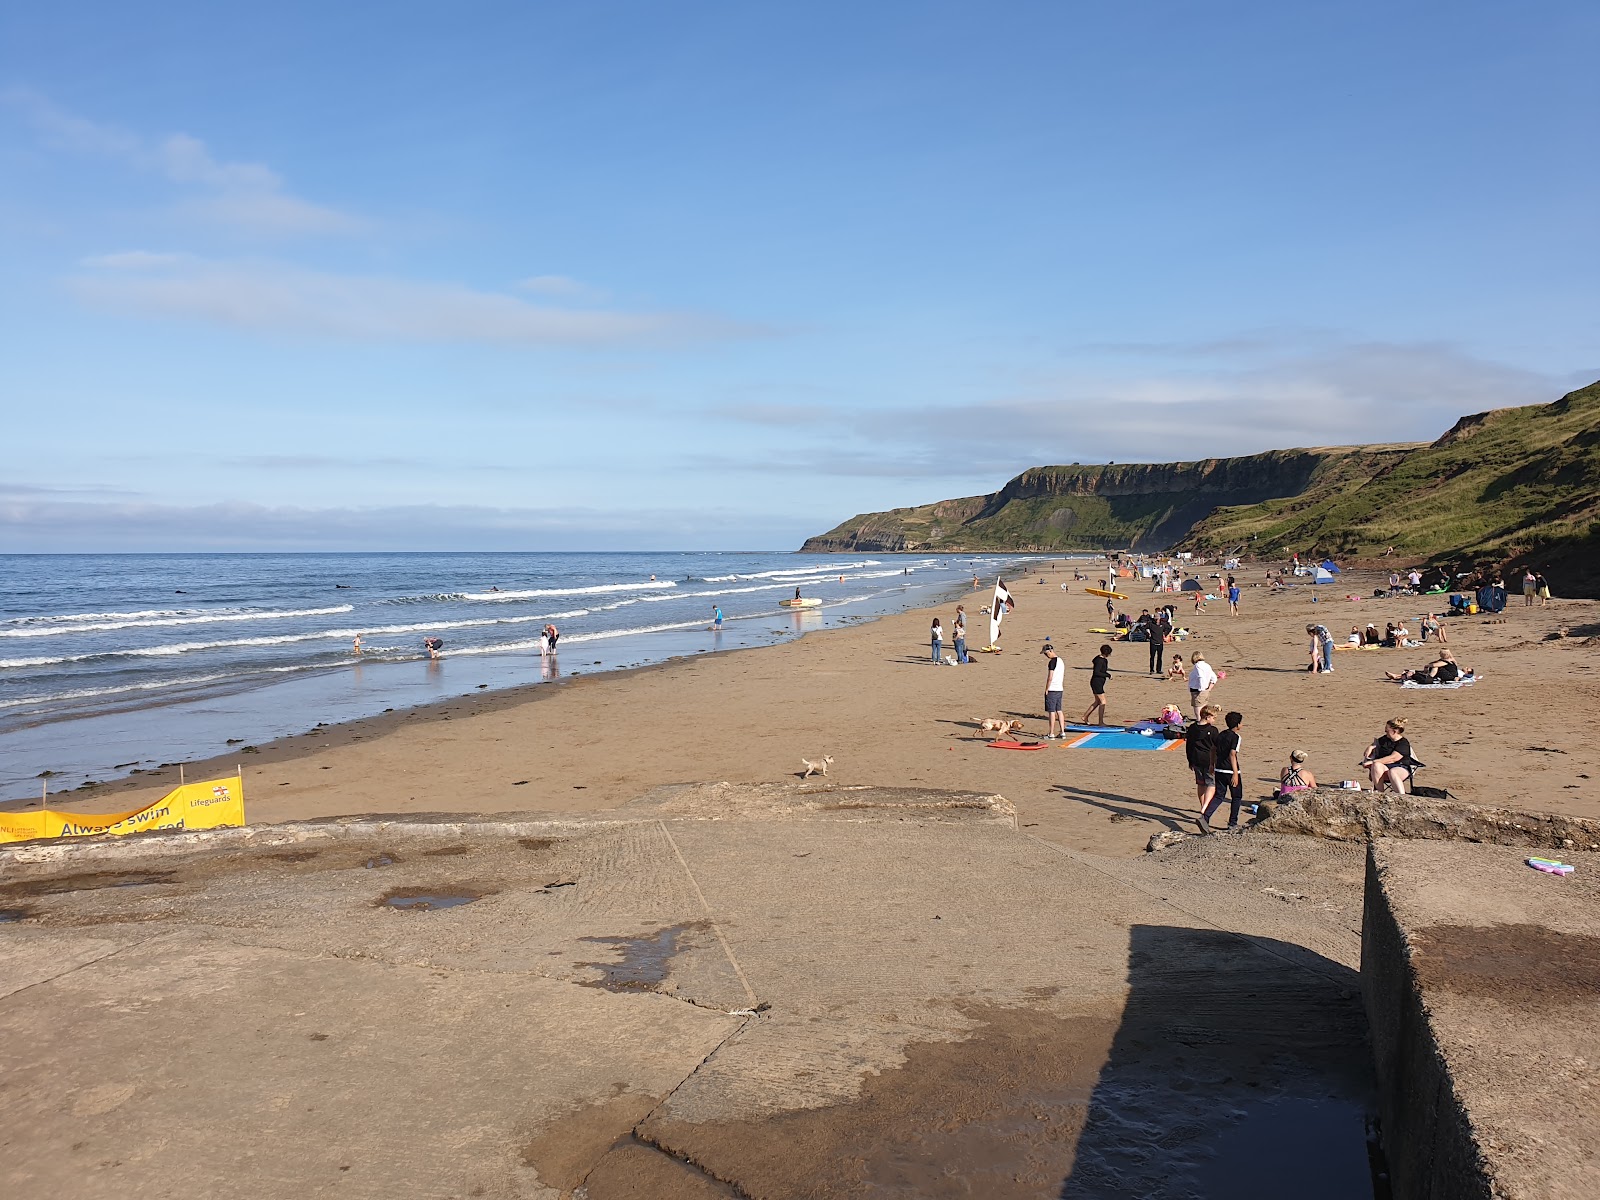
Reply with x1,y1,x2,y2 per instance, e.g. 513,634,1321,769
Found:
1084,587,1128,600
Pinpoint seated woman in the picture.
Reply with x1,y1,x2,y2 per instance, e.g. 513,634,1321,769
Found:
1347,626,1363,645
1276,749,1316,798
1381,622,1399,647
1364,623,1382,645
1385,650,1463,684
1362,718,1416,793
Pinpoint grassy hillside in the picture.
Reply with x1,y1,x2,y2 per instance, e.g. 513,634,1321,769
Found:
1181,381,1600,584
803,381,1600,594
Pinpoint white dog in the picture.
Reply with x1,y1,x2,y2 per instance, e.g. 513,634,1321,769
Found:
800,755,834,779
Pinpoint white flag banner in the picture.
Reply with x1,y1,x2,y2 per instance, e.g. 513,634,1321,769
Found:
989,578,1015,646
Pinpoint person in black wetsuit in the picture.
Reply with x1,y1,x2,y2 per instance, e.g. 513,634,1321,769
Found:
1144,610,1169,675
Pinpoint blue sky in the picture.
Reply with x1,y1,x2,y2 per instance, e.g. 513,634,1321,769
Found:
2,1,1596,551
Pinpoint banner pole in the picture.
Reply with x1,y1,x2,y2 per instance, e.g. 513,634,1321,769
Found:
179,764,185,787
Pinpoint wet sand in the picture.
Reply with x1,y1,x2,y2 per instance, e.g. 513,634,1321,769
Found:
13,564,1599,857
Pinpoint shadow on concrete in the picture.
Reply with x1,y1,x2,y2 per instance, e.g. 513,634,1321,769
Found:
1058,925,1379,1199
1051,785,1191,829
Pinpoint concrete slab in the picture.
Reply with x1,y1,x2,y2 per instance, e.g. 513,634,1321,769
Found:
1362,839,1600,1200
0,791,1383,1198
0,927,739,1200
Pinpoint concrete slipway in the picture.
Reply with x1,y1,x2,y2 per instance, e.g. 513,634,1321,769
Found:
2,783,1400,1198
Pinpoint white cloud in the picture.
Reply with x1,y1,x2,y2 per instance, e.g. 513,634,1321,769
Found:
0,497,814,552
715,341,1565,475
69,253,751,346
5,87,360,236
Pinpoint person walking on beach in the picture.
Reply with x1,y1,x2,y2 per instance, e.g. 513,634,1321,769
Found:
1187,653,1218,719
1206,711,1245,830
1227,581,1240,616
1187,705,1221,834
930,617,943,663
1105,595,1115,622
1537,571,1551,606
1307,623,1335,673
953,605,968,664
1521,569,1537,606
1082,643,1112,726
1042,643,1065,739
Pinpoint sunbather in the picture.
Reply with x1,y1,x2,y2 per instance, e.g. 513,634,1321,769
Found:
1277,749,1316,797
1362,718,1416,793
1385,650,1463,684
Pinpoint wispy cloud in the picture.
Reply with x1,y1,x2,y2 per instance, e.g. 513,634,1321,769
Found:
713,341,1564,473
0,497,815,552
69,253,756,346
517,274,607,301
5,87,360,236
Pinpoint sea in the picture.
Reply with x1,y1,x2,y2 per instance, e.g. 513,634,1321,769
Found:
0,551,1044,801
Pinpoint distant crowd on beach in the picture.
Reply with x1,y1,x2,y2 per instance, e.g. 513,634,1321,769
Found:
939,552,1557,838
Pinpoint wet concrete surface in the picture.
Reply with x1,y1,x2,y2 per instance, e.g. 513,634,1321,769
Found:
0,785,1388,1198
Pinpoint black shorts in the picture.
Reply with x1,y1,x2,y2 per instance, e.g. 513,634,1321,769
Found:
1192,769,1214,788
1091,680,1107,697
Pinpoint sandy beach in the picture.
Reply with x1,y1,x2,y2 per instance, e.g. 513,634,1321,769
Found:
15,563,1600,856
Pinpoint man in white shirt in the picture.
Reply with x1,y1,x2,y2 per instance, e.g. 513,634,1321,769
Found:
1041,644,1066,739
1187,652,1219,719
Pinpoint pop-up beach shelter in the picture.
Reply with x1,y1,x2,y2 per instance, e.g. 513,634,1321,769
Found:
1319,560,1341,573
1313,566,1336,584
1180,577,1204,592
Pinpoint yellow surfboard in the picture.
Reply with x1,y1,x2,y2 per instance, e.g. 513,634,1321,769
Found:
1084,587,1128,600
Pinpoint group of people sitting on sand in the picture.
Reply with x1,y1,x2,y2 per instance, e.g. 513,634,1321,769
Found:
1267,716,1418,801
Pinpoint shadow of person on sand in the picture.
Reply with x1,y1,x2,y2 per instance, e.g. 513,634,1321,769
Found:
1051,784,1191,829
1057,925,1380,1199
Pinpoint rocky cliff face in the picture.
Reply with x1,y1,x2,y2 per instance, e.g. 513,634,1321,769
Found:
801,448,1381,553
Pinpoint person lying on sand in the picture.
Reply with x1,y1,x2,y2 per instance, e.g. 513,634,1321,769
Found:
1385,650,1463,684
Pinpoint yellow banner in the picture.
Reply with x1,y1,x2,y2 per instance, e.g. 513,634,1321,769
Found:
0,776,245,845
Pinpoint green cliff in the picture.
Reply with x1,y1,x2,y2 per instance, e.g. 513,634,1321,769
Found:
802,381,1600,591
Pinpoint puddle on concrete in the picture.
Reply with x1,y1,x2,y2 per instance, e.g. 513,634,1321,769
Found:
577,923,703,992
0,870,177,899
421,845,471,857
0,906,36,923
362,853,399,869
377,887,489,911
1193,1096,1379,1198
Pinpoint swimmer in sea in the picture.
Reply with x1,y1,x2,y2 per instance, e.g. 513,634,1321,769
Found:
352,633,363,655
